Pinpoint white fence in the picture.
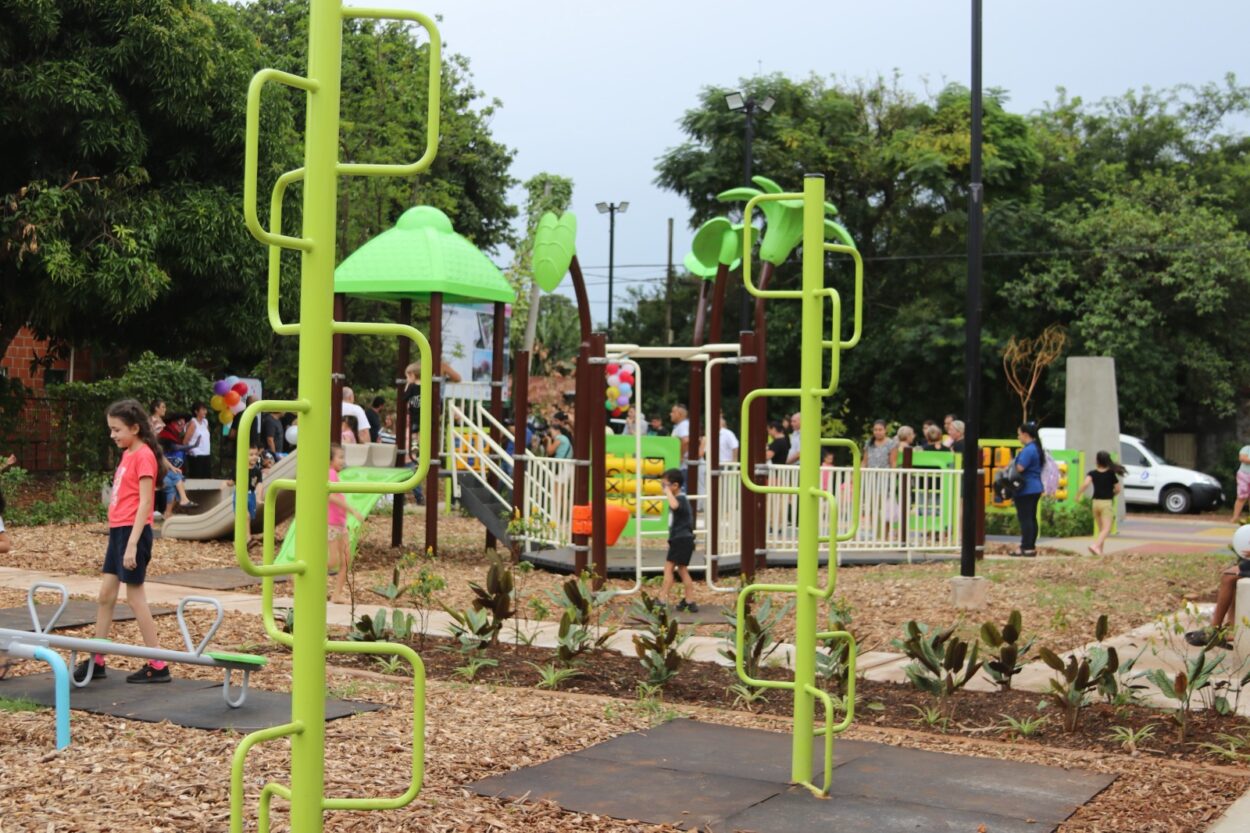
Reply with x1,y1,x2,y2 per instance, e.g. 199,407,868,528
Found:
709,464,963,563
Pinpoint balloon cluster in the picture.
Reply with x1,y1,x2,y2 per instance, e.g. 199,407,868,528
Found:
604,363,634,417
210,377,250,425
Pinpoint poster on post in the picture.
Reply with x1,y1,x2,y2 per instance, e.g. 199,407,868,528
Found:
442,303,510,401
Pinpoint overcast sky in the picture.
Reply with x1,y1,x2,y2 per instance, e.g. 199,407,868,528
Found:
361,0,1248,324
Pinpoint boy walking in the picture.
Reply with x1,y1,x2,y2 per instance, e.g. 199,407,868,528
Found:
660,468,698,612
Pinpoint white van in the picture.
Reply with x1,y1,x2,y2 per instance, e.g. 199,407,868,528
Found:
1037,428,1223,514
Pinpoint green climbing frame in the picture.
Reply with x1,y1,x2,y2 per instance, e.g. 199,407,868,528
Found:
736,175,866,796
231,3,442,832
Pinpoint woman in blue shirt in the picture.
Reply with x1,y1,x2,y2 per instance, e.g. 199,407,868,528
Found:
1012,422,1045,557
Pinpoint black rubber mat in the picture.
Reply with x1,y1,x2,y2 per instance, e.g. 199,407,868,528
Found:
0,600,174,633
469,719,1115,832
0,672,380,731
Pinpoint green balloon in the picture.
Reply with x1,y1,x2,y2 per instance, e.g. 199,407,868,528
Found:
532,211,577,292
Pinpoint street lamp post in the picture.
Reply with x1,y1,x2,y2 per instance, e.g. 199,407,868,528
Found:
596,200,628,336
725,91,775,330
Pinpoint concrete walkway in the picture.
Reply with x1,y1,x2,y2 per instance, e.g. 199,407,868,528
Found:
1023,514,1237,557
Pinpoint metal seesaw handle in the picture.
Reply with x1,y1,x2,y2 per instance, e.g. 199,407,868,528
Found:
27,582,70,635
176,596,225,656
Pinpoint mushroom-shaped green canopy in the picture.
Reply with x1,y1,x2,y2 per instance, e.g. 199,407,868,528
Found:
334,205,515,303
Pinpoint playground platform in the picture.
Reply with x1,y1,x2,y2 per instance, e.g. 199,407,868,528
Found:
471,718,1115,832
521,544,956,577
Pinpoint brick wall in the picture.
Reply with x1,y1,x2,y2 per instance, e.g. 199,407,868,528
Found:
1,326,75,392
2,327,86,472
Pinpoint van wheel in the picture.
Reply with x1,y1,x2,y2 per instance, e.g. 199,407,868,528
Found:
1161,487,1192,514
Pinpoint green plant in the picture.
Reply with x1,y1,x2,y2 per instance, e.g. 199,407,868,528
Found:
402,553,445,650
444,607,497,653
349,608,415,643
510,559,536,646
453,656,498,682
1,469,110,526
907,704,949,732
526,661,581,691
891,621,982,699
464,551,515,645
0,696,44,713
1141,648,1224,743
815,598,857,694
980,610,1034,691
727,683,769,712
373,655,404,675
277,607,295,635
633,681,681,725
1103,723,1157,754
998,713,1048,738
550,575,614,666
629,593,689,686
719,593,792,680
371,566,408,604
1038,642,1118,733
1197,727,1250,762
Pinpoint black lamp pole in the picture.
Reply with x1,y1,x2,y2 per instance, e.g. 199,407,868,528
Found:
726,92,774,331
596,200,627,337
960,0,984,578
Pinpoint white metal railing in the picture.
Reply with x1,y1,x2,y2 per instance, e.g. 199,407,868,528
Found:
711,464,963,562
522,455,577,548
445,397,514,507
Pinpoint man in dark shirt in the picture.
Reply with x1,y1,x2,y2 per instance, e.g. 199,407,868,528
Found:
260,411,285,455
766,420,790,464
365,396,384,443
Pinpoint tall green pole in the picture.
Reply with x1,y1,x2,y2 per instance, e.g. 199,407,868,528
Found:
290,1,341,829
789,174,824,784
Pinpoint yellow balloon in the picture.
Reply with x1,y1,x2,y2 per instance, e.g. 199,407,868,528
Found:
209,395,224,411
219,408,235,424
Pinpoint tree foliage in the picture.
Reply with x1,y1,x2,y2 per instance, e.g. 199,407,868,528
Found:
645,73,1250,442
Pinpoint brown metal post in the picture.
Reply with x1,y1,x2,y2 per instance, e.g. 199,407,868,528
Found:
330,293,345,445
590,333,608,588
739,330,756,581
512,349,530,562
707,264,728,582
569,256,593,578
486,301,506,552
391,298,411,547
687,281,708,528
424,292,443,556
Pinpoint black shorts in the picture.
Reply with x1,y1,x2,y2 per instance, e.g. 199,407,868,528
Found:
103,525,153,585
1239,558,1250,579
667,537,694,567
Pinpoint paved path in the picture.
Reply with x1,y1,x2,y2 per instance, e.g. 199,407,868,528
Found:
1030,514,1238,557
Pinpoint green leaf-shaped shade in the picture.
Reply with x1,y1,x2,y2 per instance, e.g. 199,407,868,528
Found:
335,205,515,303
825,219,856,249
532,211,577,292
684,217,742,278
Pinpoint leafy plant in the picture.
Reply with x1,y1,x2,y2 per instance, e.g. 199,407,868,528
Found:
464,551,515,645
1141,648,1224,743
444,606,497,653
815,598,857,694
907,703,949,732
453,656,498,682
1197,727,1250,763
277,606,295,635
0,468,110,525
550,575,614,666
891,621,982,699
980,610,1034,691
1038,641,1118,733
526,661,581,691
629,593,689,686
373,655,404,675
998,713,1048,738
402,551,445,650
633,681,681,726
1103,723,1157,754
719,593,793,680
727,683,769,712
349,608,415,643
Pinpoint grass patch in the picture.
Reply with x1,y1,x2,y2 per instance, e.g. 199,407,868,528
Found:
0,696,45,713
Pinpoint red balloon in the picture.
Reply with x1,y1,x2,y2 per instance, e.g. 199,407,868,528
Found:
231,381,249,396
605,363,620,376
618,371,634,385
223,390,241,407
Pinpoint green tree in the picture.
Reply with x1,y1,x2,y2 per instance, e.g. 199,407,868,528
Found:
0,0,301,369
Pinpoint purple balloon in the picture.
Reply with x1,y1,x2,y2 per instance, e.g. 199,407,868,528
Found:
617,395,629,407
213,380,230,395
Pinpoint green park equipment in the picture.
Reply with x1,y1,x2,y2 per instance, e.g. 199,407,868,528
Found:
273,466,413,565
232,3,441,831
735,175,864,796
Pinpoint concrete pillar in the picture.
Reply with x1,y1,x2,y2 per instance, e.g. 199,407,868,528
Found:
1235,579,1250,665
1064,356,1122,519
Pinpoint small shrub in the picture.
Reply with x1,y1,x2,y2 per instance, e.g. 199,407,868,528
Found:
444,607,497,653
1104,723,1157,754
629,593,689,685
453,656,498,682
550,575,614,666
891,621,982,699
719,593,792,680
350,608,415,643
980,610,1034,691
1141,649,1223,743
464,551,515,645
998,713,1048,738
1038,643,1117,733
526,661,581,691
815,598,857,694
728,683,769,712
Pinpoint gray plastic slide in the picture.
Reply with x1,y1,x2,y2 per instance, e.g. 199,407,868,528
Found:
160,451,299,541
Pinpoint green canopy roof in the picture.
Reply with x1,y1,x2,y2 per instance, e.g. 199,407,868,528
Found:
334,206,515,304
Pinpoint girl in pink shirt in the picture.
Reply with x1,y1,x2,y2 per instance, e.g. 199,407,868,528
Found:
75,399,171,684
328,444,364,604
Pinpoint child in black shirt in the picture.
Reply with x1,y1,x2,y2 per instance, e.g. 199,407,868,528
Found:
659,468,698,612
1078,450,1125,555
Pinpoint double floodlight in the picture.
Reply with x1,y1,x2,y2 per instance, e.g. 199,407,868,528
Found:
596,201,628,214
725,92,775,113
